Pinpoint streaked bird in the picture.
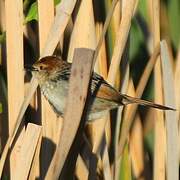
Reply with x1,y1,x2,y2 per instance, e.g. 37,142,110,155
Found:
26,56,175,121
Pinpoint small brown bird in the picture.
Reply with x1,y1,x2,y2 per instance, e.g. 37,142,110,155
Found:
27,56,175,121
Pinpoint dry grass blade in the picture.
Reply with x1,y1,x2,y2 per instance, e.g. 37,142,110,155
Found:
85,1,121,177
75,155,89,180
0,79,38,177
93,0,119,63
41,0,77,57
121,79,145,180
175,46,180,111
114,56,129,180
101,138,112,180
0,0,24,177
150,1,165,179
118,44,160,155
107,0,136,85
4,0,24,177
160,40,179,180
0,0,77,176
67,0,96,62
96,23,108,79
45,48,94,179
13,123,42,180
175,46,180,160
29,131,42,179
88,119,107,154
38,1,62,177
38,0,54,50
130,114,144,179
87,119,112,179
67,1,98,177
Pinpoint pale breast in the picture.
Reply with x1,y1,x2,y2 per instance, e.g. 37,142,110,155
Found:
40,79,119,121
40,80,68,116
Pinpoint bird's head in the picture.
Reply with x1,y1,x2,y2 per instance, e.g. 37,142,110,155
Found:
26,56,66,83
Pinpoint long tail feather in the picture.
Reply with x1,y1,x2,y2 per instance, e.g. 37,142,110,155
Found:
121,94,175,111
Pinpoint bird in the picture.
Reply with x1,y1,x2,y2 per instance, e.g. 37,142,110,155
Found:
26,56,175,121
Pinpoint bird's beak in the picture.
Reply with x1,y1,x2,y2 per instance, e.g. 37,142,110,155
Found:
24,65,38,72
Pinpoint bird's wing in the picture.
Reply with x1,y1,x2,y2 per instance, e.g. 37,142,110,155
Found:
91,73,175,110
91,73,122,104
55,67,122,104
54,67,174,111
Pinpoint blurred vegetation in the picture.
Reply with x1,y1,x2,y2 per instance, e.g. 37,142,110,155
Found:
119,144,132,180
24,0,61,23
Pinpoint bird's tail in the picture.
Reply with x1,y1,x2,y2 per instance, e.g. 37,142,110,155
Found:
121,94,175,111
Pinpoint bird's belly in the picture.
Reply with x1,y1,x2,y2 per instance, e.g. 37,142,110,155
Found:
87,97,119,121
41,81,119,121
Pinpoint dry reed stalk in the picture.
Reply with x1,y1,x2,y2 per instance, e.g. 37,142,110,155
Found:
118,44,160,155
102,140,112,180
87,120,111,178
41,0,77,57
104,0,116,53
86,1,122,176
28,130,42,179
87,119,106,153
154,68,166,176
69,3,122,172
126,83,144,180
95,23,111,150
87,14,120,164
3,0,25,177
109,3,122,88
96,23,108,79
87,95,110,173
104,0,121,148
114,73,129,180
161,40,179,180
75,155,89,180
175,46,180,111
107,0,136,86
5,0,24,140
112,1,121,33
13,123,41,180
175,46,180,160
38,0,54,48
130,115,144,180
67,1,100,177
113,29,131,178
87,117,111,178
67,0,96,63
93,0,119,63
93,1,112,150
0,0,77,177
38,0,63,177
45,49,94,179
150,1,166,179
68,0,121,176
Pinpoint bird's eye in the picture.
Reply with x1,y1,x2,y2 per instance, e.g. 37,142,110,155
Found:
39,65,44,70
